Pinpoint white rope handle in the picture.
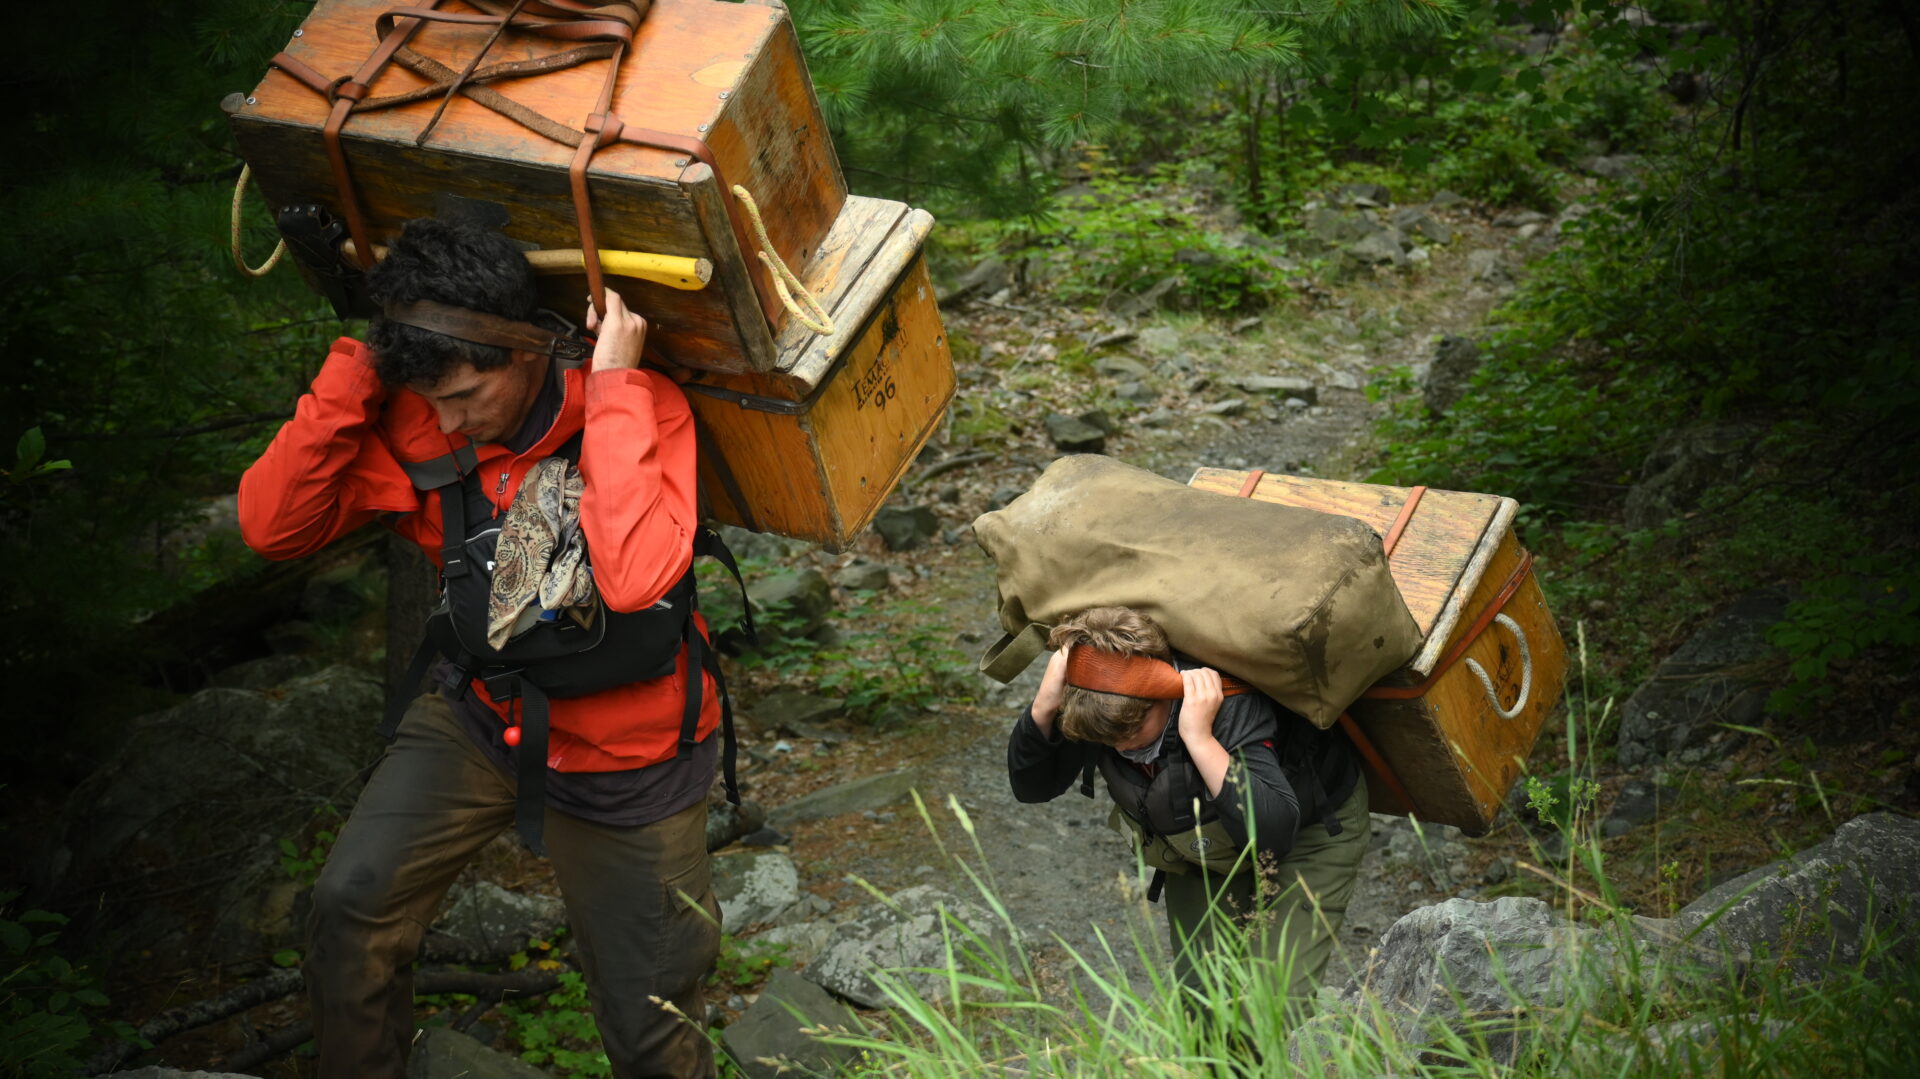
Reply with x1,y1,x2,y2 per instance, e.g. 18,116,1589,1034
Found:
230,164,287,278
1464,613,1533,720
731,184,833,336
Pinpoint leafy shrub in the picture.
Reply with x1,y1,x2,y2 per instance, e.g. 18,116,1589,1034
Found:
1,893,130,1079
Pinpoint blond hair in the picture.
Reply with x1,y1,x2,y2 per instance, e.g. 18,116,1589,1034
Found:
1048,607,1171,745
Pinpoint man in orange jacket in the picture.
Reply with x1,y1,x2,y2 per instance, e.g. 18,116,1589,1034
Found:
239,218,722,1079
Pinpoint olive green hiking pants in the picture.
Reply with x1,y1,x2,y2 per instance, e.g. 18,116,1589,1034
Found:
1162,773,1371,1009
305,694,720,1079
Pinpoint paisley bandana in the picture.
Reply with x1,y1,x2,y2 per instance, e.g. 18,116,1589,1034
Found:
486,456,599,649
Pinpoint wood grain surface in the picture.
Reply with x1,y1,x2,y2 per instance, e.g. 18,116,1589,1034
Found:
231,0,846,371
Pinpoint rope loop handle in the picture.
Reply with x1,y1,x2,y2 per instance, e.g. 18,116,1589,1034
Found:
731,184,832,336
1463,613,1533,720
230,164,287,278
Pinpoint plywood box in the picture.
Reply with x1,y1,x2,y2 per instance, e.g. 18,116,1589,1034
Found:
230,0,845,373
1189,469,1568,835
683,197,955,549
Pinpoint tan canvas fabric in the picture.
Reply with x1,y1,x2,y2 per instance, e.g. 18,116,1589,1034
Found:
971,455,1422,729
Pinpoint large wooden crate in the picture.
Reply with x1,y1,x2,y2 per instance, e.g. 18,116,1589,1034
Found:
682,197,955,549
1189,469,1568,835
230,0,845,373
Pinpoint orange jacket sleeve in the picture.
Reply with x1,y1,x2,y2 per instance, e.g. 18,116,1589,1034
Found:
576,367,702,612
238,339,419,561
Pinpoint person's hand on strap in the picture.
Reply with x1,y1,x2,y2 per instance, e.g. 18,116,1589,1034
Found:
1030,646,1070,737
585,289,647,373
1177,666,1232,797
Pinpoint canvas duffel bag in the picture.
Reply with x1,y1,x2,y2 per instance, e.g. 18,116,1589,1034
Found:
971,455,1422,729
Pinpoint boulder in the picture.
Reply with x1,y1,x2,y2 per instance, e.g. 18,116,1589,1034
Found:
1076,409,1120,436
1466,249,1511,285
769,769,924,828
407,1027,551,1079
434,882,567,955
752,690,846,733
1136,326,1183,355
832,561,892,592
1043,413,1107,453
1615,589,1789,768
1623,424,1761,530
1429,189,1468,208
715,523,808,563
871,505,942,552
1327,182,1393,208
804,885,1017,1008
1600,778,1678,838
708,799,769,852
209,653,317,691
1422,334,1483,416
720,968,866,1079
1675,813,1920,982
53,667,385,962
748,568,835,634
713,850,802,929
941,255,1012,306
1233,375,1318,403
1390,206,1454,245
1493,209,1551,228
1331,897,1697,1059
1581,154,1645,181
1093,355,1152,379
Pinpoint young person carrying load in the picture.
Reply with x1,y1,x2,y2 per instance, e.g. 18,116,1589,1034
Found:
1006,607,1370,1007
238,218,737,1079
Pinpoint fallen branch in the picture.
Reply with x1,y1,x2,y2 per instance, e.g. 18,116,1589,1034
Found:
914,451,995,483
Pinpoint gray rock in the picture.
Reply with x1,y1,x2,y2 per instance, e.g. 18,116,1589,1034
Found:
301,550,377,624
208,653,316,691
1328,182,1393,207
709,800,769,852
1043,413,1107,453
1136,409,1179,428
1466,248,1511,286
1106,276,1179,317
1200,398,1248,417
749,568,835,633
1093,355,1151,379
1076,409,1120,435
804,885,1016,1008
756,919,835,965
1390,206,1454,245
1346,230,1409,266
54,667,385,962
1422,334,1483,417
1306,208,1380,246
721,968,867,1079
1429,189,1467,208
1113,381,1156,403
1615,589,1788,768
408,1027,550,1079
1623,424,1761,530
833,561,892,592
770,769,923,828
872,505,941,552
753,690,847,733
1603,779,1677,835
986,486,1025,511
1493,209,1551,228
1334,897,1696,1059
942,255,1011,305
1136,326,1183,356
1582,154,1645,181
435,882,567,955
714,850,801,929
1676,813,1920,982
716,523,808,563
1233,375,1318,402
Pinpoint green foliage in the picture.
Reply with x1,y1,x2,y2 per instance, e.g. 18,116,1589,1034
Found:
1,892,131,1079
277,816,339,888
500,968,612,1079
1768,560,1920,717
709,934,791,991
1008,163,1286,311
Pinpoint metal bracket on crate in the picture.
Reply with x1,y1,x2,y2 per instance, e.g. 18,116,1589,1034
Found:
679,379,830,417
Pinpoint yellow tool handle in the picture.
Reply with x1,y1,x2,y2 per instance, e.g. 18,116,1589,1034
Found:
342,241,712,291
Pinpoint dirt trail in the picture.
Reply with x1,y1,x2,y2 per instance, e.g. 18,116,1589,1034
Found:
732,206,1542,1002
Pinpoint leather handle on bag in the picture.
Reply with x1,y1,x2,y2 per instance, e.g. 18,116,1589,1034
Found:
979,623,1048,684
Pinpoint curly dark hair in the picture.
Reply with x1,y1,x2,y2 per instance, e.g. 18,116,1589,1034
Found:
364,218,537,387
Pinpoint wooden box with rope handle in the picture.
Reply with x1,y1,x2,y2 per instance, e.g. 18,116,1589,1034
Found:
680,196,955,549
227,0,844,374
1188,468,1570,835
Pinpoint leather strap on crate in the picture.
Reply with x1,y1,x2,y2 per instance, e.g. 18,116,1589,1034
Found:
267,0,783,325
1360,550,1536,700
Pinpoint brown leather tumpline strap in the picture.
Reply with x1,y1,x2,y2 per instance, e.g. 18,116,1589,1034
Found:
1380,485,1427,561
382,300,591,362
